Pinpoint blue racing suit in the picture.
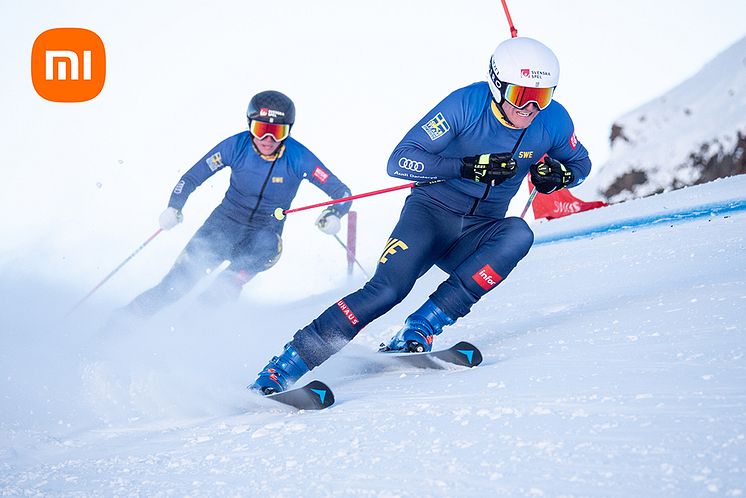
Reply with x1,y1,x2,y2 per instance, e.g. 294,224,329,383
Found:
285,82,591,368
128,131,351,315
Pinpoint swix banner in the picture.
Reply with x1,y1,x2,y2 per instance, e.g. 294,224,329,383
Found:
528,178,608,220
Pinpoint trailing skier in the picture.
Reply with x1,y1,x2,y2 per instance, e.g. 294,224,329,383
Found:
114,90,352,320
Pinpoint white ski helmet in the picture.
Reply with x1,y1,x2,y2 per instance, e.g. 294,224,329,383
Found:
487,37,560,109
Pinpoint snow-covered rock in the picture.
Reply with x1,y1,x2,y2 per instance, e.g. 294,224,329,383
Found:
587,36,746,202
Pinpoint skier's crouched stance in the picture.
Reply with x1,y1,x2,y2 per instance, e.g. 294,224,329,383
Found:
251,37,592,395
115,90,352,322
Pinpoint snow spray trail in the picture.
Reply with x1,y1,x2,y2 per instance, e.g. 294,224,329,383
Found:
0,272,358,435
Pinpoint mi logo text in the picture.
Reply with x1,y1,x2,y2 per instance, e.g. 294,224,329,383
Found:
379,238,408,264
31,28,106,102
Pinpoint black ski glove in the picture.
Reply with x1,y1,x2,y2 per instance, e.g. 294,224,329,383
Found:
461,153,517,186
529,156,574,194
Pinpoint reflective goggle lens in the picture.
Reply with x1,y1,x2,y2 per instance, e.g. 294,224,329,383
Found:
503,84,555,110
249,120,290,141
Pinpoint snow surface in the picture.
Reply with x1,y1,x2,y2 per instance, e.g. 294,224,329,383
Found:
580,36,746,201
2,175,745,497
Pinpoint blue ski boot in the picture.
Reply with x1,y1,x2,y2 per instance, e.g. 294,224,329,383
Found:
380,299,455,353
249,344,309,395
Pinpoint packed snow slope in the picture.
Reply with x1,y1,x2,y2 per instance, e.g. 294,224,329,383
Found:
1,175,746,497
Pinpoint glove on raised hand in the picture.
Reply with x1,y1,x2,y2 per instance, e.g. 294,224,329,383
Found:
461,153,517,186
529,156,574,194
158,207,183,230
315,207,341,235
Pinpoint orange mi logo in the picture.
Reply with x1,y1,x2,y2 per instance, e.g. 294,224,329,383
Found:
379,238,408,264
31,28,106,102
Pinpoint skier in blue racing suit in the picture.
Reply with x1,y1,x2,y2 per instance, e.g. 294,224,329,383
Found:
250,38,592,394
121,90,352,317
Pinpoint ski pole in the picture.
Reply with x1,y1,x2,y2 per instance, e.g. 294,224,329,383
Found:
333,234,371,279
65,228,163,316
520,187,538,219
273,180,442,220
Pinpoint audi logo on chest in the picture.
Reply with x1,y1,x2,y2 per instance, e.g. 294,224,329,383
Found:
398,157,425,172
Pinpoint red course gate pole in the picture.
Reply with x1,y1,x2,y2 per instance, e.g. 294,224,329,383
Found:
499,0,538,218
500,0,518,37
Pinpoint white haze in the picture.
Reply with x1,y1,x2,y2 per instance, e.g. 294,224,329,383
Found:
1,0,745,302
1,1,746,496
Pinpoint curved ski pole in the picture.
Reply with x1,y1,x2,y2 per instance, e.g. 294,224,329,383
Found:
65,228,163,316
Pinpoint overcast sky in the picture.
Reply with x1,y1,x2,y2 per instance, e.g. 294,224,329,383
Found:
1,0,745,302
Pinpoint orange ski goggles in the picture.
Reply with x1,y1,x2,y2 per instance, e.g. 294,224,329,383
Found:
503,83,555,110
249,120,291,141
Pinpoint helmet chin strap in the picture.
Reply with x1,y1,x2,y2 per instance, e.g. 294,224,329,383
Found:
488,60,519,128
490,98,519,129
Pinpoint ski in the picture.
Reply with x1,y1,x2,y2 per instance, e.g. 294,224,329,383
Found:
381,341,483,369
266,380,335,410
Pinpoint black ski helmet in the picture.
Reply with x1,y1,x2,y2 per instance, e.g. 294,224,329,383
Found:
246,90,296,126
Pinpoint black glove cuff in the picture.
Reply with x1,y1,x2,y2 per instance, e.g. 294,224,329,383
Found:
564,168,575,186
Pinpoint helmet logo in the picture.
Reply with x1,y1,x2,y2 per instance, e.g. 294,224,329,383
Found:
259,107,286,122
519,68,553,82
